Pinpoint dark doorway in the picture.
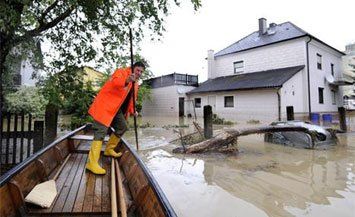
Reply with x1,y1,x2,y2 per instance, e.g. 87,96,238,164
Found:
179,97,184,117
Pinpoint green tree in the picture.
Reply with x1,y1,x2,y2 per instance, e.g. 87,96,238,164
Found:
0,0,201,110
39,65,97,129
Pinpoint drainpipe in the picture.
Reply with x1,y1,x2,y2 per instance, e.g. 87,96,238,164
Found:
277,88,281,121
306,36,312,119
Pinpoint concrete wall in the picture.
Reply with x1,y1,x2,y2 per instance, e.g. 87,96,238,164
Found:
308,40,344,112
187,89,279,122
280,69,306,118
142,85,195,117
210,38,306,78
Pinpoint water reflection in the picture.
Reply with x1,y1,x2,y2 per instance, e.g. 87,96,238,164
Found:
139,133,355,217
204,138,355,216
123,116,355,217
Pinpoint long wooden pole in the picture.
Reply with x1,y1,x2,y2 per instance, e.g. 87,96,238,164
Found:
129,28,139,150
111,160,118,217
114,160,127,217
53,154,71,180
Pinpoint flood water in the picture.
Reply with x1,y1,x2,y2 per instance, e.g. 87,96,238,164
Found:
123,116,355,217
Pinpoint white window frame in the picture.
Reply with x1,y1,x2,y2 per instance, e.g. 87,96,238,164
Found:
331,63,334,76
318,87,324,104
317,53,322,70
224,96,234,108
194,98,201,108
331,90,336,105
233,61,244,74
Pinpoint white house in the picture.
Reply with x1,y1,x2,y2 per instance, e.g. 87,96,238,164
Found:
11,40,43,87
186,18,352,122
142,73,198,117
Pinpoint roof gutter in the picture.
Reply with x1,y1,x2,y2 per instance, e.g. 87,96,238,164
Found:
306,36,312,119
186,86,282,95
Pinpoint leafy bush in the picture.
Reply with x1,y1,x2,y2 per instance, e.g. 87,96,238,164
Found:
4,86,48,117
247,119,260,124
212,114,234,125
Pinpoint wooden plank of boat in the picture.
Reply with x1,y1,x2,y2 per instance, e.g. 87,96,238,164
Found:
71,134,110,142
0,124,177,217
24,153,72,208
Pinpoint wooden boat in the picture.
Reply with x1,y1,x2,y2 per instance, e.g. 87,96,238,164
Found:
0,124,177,217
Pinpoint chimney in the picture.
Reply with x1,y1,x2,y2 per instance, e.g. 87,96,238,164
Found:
258,18,267,36
207,50,215,79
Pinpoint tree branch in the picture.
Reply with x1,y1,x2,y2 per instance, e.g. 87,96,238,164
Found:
12,6,75,46
38,0,60,25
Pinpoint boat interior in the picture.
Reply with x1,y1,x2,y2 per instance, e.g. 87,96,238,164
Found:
0,125,176,217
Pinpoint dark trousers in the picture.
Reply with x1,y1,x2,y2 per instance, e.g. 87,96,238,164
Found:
92,109,128,141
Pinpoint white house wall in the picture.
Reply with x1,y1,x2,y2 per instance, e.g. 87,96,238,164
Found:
308,40,343,112
212,38,306,78
142,85,195,117
188,89,279,122
280,70,305,118
20,59,37,86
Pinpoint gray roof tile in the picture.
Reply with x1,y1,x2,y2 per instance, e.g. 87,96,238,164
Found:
187,65,305,94
215,22,308,57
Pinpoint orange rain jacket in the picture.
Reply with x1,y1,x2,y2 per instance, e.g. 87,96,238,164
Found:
88,67,138,127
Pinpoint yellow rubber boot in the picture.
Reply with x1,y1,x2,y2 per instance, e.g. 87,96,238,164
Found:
104,134,122,158
86,140,106,175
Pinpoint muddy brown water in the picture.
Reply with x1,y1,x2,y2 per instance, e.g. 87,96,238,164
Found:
122,116,355,217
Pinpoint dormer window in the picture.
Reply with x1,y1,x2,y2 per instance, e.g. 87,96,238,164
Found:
233,61,244,74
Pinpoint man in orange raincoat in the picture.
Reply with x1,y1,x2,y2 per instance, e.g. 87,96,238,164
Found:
86,62,145,175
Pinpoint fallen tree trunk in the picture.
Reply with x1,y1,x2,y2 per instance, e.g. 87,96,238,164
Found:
175,125,324,154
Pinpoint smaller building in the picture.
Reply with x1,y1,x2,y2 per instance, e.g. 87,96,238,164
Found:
342,43,355,110
54,66,105,91
81,66,106,91
187,65,305,122
11,41,43,87
142,73,198,117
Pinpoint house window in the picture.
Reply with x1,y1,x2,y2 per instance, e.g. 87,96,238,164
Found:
317,53,322,70
318,87,324,104
331,63,334,76
331,90,336,105
224,96,234,107
194,98,201,108
233,61,244,74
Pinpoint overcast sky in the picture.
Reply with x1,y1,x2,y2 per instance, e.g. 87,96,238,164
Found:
139,0,355,82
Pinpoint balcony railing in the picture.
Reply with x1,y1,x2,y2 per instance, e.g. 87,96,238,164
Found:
174,73,198,85
326,73,354,86
144,73,198,88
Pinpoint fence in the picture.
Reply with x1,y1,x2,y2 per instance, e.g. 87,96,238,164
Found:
0,112,44,175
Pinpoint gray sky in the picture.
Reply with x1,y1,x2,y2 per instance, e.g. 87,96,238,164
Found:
140,0,355,82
